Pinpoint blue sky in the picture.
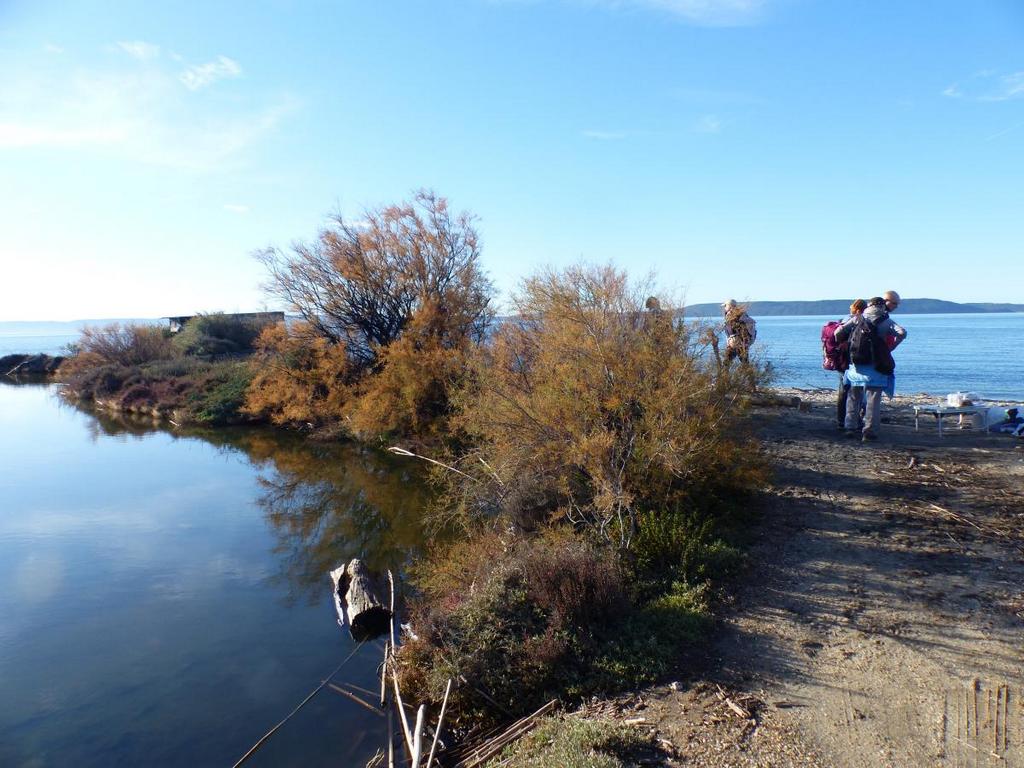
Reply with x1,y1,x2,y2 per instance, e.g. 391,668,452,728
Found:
1,0,1022,320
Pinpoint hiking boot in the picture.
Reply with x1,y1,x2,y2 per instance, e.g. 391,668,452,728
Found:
843,429,859,439
862,431,878,442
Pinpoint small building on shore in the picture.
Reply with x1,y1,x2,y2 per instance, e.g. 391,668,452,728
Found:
166,311,285,334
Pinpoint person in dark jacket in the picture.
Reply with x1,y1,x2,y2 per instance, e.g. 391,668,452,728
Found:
836,299,867,429
835,293,907,441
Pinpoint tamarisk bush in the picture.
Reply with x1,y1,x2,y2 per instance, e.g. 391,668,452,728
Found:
444,263,765,548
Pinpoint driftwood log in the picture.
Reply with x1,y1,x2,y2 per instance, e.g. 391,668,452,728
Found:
330,559,392,641
747,393,802,409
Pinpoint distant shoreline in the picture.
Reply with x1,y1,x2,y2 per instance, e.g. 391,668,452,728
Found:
4,301,1024,326
683,298,1024,317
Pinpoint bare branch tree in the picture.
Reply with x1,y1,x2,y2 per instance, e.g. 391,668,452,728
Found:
256,190,493,369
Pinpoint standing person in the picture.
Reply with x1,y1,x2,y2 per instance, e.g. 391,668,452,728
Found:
835,294,907,441
642,295,670,335
722,300,757,364
826,299,866,429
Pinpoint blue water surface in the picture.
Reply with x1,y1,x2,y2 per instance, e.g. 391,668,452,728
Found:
750,313,1024,400
0,382,427,767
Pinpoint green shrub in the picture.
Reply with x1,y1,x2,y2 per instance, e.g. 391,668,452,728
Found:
589,581,710,689
143,358,210,379
496,715,655,768
188,363,254,424
60,354,258,426
172,313,268,357
631,504,744,589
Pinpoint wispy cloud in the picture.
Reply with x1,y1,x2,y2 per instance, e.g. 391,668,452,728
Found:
180,55,242,90
943,70,1024,102
0,51,294,170
985,121,1024,142
223,203,250,214
116,40,161,60
985,71,1024,101
582,129,627,140
693,114,722,133
43,43,64,55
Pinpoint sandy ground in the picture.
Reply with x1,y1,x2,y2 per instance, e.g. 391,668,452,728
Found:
599,389,1024,767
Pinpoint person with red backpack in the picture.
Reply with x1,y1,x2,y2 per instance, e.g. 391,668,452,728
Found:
834,293,907,441
822,299,866,428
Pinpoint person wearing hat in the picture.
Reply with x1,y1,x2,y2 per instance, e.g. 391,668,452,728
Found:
722,299,756,364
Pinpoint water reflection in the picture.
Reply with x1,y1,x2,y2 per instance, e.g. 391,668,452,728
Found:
1,383,427,767
69,397,432,601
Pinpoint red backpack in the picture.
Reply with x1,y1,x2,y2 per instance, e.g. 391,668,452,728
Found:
821,320,849,371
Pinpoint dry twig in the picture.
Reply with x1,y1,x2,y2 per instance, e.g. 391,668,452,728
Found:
715,684,752,719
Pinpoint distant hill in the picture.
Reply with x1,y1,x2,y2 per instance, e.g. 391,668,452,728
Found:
682,299,1024,317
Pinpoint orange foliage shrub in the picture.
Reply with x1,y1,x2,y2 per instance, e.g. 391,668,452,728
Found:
255,189,493,368
249,190,495,440
346,300,479,440
242,322,355,427
445,264,766,547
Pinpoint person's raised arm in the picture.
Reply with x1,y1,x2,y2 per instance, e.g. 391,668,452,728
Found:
890,321,907,347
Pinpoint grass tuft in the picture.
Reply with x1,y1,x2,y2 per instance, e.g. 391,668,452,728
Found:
495,715,655,768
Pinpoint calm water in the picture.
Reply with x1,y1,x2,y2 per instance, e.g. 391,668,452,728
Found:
4,314,1023,400
0,320,160,357
0,333,78,357
752,313,1024,401
0,382,430,767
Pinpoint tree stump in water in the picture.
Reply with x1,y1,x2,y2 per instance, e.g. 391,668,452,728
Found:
330,559,392,641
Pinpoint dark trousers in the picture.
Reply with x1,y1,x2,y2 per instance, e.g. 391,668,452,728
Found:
726,346,749,364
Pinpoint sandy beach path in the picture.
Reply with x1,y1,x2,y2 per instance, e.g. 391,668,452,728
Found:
617,391,1024,767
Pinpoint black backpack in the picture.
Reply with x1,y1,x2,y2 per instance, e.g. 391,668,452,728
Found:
848,316,875,366
848,315,895,374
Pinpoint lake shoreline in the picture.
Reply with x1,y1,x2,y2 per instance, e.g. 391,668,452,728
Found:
55,374,1024,431
0,381,433,766
8,376,1021,765
9,305,1024,766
